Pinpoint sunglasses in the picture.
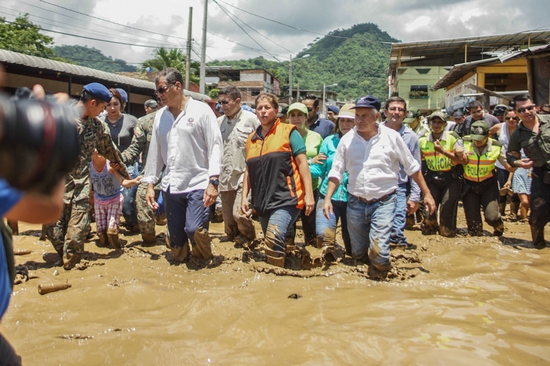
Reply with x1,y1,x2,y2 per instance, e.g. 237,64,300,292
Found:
516,105,536,113
155,84,173,95
505,116,519,121
218,100,230,105
306,107,313,112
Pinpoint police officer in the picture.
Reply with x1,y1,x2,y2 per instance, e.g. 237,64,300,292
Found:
45,83,129,270
462,120,513,236
419,111,467,237
507,94,550,249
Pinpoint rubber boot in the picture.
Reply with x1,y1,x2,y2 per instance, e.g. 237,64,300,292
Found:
531,225,546,249
141,233,156,246
193,226,213,259
171,243,190,262
97,231,108,247
264,247,285,267
107,233,121,249
498,202,506,216
510,202,520,221
63,252,81,270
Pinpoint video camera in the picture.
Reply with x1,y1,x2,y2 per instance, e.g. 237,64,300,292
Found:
0,88,80,195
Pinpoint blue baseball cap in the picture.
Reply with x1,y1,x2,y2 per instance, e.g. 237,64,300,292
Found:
83,82,111,103
116,88,128,103
327,105,340,114
351,95,381,110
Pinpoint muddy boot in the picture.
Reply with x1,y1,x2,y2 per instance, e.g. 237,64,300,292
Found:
493,222,504,237
193,226,213,260
509,202,520,221
264,247,285,268
141,232,156,246
107,233,121,249
439,226,456,238
97,231,108,247
7,220,18,235
498,202,507,216
170,243,190,262
531,225,546,249
63,252,81,270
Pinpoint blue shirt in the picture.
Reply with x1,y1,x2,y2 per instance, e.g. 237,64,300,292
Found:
382,123,422,202
309,115,335,139
0,178,23,319
310,134,348,201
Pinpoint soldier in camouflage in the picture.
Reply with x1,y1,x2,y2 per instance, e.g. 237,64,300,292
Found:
121,106,159,245
45,83,129,270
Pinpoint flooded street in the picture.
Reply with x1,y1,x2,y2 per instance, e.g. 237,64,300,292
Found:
1,216,549,364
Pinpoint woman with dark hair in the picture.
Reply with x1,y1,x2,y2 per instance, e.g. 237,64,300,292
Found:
104,88,140,232
311,103,354,257
241,93,314,267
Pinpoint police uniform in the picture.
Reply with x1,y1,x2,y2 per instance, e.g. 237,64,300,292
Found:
461,121,506,236
419,129,463,236
45,83,129,269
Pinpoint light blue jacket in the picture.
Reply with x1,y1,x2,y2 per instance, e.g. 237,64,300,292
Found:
310,134,348,202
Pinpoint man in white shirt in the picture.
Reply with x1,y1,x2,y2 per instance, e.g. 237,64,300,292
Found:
323,95,435,272
217,86,259,245
143,68,223,262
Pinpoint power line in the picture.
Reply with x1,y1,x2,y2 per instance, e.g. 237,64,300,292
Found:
38,0,189,42
217,0,351,40
212,0,281,62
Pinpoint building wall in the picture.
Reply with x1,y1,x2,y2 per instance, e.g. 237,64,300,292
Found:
395,66,448,112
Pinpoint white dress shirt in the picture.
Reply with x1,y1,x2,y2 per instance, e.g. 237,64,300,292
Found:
328,124,420,200
142,98,222,194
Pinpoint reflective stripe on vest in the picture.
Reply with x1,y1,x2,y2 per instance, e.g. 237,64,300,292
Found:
419,134,458,172
463,140,501,182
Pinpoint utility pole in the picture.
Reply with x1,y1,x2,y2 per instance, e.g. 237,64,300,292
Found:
185,7,193,90
200,0,208,95
288,55,293,104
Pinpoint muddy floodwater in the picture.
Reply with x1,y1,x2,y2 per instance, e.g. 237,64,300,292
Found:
1,214,550,365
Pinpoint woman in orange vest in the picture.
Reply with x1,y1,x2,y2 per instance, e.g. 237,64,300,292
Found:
462,120,514,236
241,93,315,267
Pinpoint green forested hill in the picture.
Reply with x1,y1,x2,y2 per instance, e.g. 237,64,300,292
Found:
208,23,399,101
53,45,137,73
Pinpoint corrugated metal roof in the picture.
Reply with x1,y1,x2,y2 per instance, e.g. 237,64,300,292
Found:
389,31,550,72
0,49,212,101
432,44,550,90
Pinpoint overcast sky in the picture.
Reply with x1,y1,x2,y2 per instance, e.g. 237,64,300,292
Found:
1,0,549,66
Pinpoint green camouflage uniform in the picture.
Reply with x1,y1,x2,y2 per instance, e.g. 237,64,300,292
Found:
45,116,128,267
122,111,158,240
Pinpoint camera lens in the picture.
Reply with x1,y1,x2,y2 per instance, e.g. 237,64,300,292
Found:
0,95,80,194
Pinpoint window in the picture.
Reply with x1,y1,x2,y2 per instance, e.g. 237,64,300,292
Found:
415,68,431,74
409,85,428,99
251,89,261,96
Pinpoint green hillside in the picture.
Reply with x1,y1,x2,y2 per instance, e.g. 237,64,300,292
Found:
208,23,399,101
53,45,137,73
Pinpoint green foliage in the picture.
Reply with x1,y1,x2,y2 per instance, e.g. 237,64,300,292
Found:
141,48,200,84
209,88,219,99
0,14,55,57
208,23,399,101
53,45,136,72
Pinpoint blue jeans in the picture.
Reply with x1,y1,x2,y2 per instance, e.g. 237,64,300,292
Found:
346,192,397,267
163,188,210,248
316,196,351,255
122,162,139,227
390,183,408,245
259,206,300,255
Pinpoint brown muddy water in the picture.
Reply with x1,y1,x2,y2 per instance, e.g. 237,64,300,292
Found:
1,215,550,365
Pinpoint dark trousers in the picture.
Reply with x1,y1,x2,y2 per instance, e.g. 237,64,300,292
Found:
423,175,462,237
463,178,502,235
530,168,550,246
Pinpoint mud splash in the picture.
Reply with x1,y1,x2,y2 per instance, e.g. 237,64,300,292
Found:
1,216,549,364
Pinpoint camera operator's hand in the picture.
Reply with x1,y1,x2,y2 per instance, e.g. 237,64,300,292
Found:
32,84,70,104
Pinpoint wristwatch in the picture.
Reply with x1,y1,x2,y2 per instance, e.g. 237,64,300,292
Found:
209,178,219,187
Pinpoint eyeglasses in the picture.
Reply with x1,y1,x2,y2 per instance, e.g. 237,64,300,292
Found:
516,105,536,113
505,116,519,121
218,100,230,105
388,107,405,112
155,84,173,95
307,107,313,112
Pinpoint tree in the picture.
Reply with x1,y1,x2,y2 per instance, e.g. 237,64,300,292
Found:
141,48,200,84
0,14,55,57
